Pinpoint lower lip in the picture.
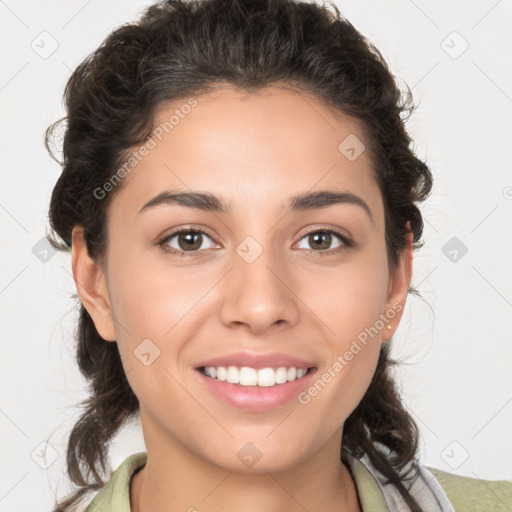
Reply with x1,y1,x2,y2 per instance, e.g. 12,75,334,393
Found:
195,368,318,412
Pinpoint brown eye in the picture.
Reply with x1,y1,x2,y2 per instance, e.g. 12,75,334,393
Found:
296,229,350,253
159,229,216,256
307,232,334,250
175,231,204,251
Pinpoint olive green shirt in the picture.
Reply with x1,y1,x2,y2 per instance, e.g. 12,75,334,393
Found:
83,451,512,511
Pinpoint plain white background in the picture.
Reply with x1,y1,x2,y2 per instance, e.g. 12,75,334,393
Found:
1,0,511,510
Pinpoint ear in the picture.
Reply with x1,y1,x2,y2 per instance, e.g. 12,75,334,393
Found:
381,221,413,342
71,226,117,342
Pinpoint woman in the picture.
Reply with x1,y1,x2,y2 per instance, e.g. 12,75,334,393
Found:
45,0,512,510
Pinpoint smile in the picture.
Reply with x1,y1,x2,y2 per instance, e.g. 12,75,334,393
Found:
200,365,314,387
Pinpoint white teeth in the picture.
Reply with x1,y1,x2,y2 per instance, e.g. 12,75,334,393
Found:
239,367,258,386
257,368,275,387
201,365,311,387
275,367,288,384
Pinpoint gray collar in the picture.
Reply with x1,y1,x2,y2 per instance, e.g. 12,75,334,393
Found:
343,446,455,511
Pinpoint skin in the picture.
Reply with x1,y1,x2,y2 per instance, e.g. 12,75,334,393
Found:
71,84,413,512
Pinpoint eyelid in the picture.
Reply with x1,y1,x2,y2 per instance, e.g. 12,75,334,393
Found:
296,224,351,242
293,225,353,255
157,225,219,253
157,224,353,257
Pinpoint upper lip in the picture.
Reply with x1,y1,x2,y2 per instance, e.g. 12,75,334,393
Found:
195,351,316,370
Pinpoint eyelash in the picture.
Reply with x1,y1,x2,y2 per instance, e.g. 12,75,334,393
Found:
157,226,353,259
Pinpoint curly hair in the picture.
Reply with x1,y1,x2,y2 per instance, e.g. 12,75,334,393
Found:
44,0,433,510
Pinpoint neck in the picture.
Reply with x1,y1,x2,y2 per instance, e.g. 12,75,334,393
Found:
130,430,362,512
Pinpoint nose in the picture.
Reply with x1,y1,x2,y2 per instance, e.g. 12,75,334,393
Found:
218,241,300,335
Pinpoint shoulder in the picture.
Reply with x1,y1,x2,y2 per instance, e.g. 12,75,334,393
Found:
84,452,148,512
426,466,512,511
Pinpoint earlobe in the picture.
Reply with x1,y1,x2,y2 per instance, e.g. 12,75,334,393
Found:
382,222,414,342
71,226,117,342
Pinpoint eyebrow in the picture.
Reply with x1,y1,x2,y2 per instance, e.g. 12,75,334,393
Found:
137,189,373,223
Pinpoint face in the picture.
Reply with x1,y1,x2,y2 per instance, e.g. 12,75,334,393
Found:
72,84,412,473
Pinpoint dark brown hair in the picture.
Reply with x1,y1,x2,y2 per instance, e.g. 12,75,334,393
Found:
45,0,433,510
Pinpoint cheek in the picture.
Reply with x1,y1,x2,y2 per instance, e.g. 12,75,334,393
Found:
105,248,214,391
295,249,388,409
300,253,390,342
107,248,203,338
299,344,380,441
297,274,385,433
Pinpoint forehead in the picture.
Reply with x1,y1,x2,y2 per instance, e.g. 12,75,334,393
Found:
111,84,382,218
